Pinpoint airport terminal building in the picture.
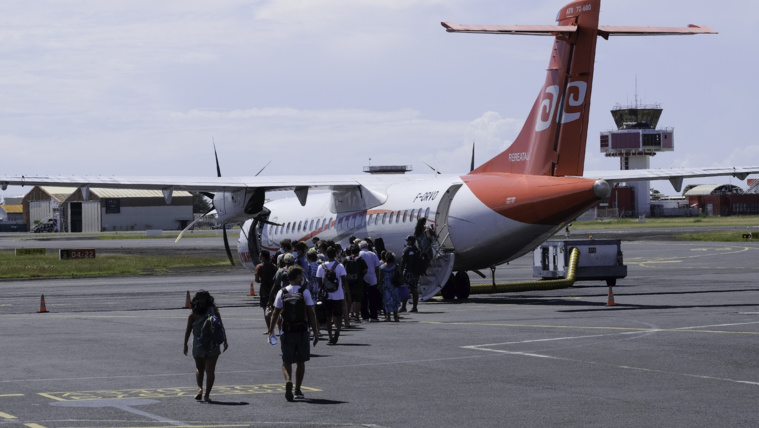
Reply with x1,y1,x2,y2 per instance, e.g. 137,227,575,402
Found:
22,186,193,233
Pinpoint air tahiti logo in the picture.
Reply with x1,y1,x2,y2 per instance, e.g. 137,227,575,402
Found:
536,81,588,132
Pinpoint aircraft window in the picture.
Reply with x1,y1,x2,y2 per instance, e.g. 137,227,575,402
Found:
349,216,355,228
390,211,396,224
425,208,431,220
382,212,387,224
309,219,314,231
296,221,301,232
286,222,291,234
375,213,380,226
417,208,423,220
328,218,334,229
396,211,402,223
403,210,408,222
367,213,373,226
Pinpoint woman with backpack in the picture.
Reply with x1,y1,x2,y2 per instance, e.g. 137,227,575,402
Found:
378,251,402,322
183,290,229,402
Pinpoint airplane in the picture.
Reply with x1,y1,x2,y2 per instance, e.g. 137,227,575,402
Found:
3,0,758,302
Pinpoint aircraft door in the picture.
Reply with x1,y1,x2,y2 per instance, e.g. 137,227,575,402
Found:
434,183,463,251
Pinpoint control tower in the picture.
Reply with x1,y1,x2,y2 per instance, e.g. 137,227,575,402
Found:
600,103,674,216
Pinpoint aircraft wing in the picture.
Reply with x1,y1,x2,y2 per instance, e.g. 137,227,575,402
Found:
0,175,363,193
582,166,759,192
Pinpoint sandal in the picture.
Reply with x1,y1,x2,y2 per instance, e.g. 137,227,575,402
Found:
195,391,203,400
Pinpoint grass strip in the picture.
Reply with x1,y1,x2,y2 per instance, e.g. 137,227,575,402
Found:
573,216,759,229
0,252,229,279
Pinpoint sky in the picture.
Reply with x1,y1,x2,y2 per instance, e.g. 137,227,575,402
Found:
1,0,757,202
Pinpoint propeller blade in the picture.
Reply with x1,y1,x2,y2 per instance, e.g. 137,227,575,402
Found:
223,226,235,266
213,140,222,178
176,207,214,243
255,160,271,177
423,162,441,175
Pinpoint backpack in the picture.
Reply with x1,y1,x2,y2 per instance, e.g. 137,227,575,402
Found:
344,258,362,285
321,262,340,293
200,307,226,346
281,285,308,332
404,246,423,276
390,265,402,287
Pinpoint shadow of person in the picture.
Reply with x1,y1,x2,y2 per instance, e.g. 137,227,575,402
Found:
300,398,347,405
204,400,249,406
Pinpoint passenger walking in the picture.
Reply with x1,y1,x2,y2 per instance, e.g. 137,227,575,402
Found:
268,266,320,401
359,240,382,322
316,246,348,344
343,245,367,323
255,250,277,333
379,252,402,322
400,236,421,313
183,290,229,402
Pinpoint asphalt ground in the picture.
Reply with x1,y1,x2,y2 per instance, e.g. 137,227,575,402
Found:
2,236,759,427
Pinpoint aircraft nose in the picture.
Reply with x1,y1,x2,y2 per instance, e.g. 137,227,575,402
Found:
593,179,611,199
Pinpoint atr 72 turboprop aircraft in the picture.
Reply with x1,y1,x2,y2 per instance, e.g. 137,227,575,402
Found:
3,0,758,301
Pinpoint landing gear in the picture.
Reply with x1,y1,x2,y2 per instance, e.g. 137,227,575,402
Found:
441,274,456,300
454,271,470,300
441,271,471,300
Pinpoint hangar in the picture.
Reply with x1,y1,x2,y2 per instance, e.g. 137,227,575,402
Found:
22,186,194,233
683,184,759,216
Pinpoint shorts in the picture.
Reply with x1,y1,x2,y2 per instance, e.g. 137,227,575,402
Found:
280,330,311,365
326,299,343,318
404,271,419,292
348,282,364,302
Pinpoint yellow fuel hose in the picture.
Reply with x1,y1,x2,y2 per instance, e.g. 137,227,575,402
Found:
469,247,580,294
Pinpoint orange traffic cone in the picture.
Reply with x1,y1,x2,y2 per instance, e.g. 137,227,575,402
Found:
249,281,256,296
606,286,616,306
38,294,49,313
185,291,191,309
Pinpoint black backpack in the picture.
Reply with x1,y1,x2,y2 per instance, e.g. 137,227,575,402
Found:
200,307,226,346
344,258,362,285
322,262,340,293
281,286,308,332
404,246,422,276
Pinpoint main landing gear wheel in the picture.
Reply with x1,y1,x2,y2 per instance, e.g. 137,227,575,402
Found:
441,274,456,300
454,271,471,300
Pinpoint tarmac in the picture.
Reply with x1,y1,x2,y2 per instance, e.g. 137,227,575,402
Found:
1,235,759,427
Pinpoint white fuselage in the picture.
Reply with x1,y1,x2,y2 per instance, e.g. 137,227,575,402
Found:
236,173,573,273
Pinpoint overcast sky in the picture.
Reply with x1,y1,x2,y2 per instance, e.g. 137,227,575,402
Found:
1,0,757,201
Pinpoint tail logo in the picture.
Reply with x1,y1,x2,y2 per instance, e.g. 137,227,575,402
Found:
535,80,588,132
536,85,560,132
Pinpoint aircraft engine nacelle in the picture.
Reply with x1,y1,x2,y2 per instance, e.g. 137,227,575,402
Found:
214,188,266,225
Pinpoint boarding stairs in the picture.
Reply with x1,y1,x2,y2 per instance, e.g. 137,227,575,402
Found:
416,236,455,301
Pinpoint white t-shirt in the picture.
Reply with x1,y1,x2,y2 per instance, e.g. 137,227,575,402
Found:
359,249,381,286
316,260,346,300
273,284,315,309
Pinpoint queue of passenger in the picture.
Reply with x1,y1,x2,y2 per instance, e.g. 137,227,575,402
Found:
185,219,436,403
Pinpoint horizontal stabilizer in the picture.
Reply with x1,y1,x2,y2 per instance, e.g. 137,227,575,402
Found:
441,22,577,36
598,25,717,38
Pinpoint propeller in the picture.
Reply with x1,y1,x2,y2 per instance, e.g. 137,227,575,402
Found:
175,144,235,265
175,143,274,266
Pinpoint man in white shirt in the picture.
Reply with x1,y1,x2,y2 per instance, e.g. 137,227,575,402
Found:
316,246,347,344
268,265,320,402
358,240,382,322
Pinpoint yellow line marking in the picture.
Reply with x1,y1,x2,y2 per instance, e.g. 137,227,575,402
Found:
0,394,23,397
0,412,17,419
40,384,321,402
24,424,47,428
422,321,759,335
